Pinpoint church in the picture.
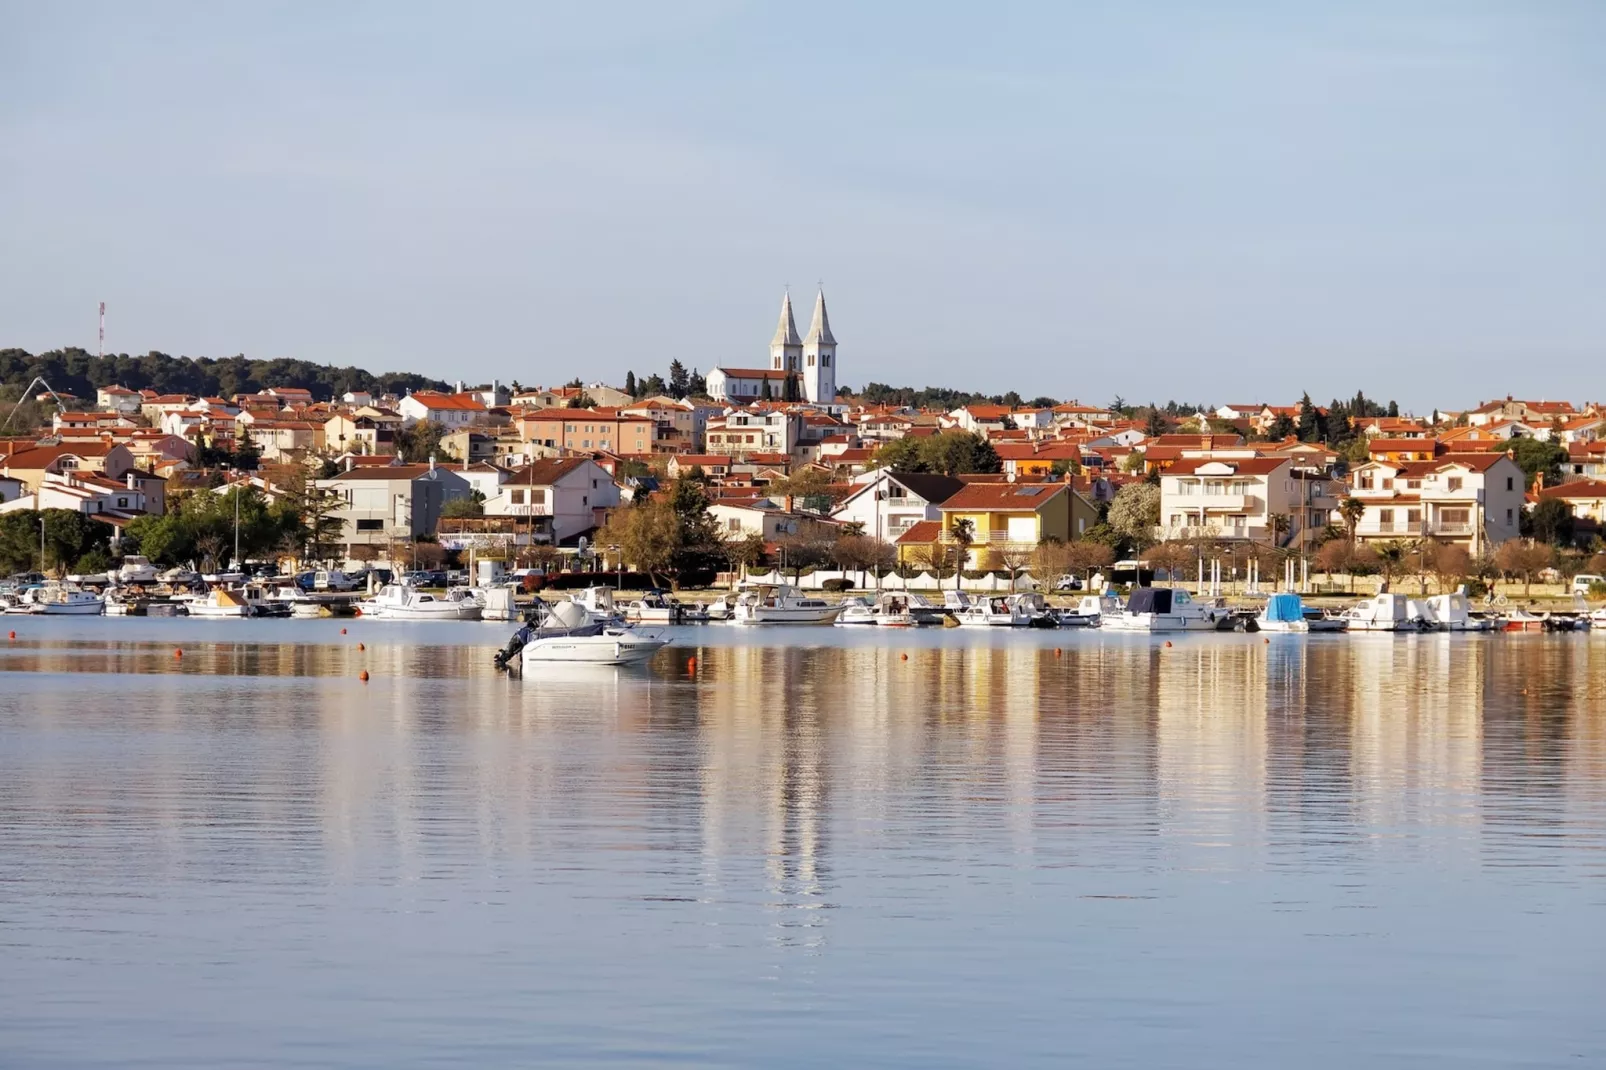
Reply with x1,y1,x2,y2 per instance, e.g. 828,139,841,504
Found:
704,290,837,405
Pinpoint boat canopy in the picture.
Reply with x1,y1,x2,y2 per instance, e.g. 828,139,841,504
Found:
1265,593,1304,623
1126,587,1173,614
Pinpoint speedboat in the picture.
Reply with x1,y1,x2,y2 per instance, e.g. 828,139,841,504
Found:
955,594,1033,627
1340,592,1422,632
358,583,483,621
732,583,843,624
270,586,326,618
705,594,737,622
1256,592,1310,633
624,591,684,624
493,602,668,667
835,591,941,627
1101,587,1229,632
116,555,160,585
1009,592,1058,628
185,586,257,618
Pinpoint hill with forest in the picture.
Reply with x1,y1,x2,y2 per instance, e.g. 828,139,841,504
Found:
0,347,451,403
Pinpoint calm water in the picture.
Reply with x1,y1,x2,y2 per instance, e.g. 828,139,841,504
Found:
2,618,1605,1068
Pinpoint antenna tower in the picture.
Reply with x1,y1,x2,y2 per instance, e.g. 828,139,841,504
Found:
98,302,106,358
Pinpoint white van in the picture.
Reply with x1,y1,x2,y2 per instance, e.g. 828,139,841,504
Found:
1573,574,1604,596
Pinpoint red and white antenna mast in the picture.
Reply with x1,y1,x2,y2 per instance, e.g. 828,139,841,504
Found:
98,301,106,358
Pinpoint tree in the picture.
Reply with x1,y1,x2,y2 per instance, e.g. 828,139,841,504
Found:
1316,538,1357,592
1063,540,1115,586
1508,436,1567,488
1374,539,1412,590
722,531,768,583
624,370,638,398
1030,538,1072,586
1295,393,1321,443
948,518,975,590
667,360,690,399
441,492,485,519
1107,483,1161,549
687,369,707,397
833,533,894,587
1143,404,1167,438
1145,541,1194,587
638,373,667,398
566,392,597,409
1495,539,1552,598
870,431,1000,476
1268,512,1292,546
1528,498,1575,546
1432,544,1473,593
1267,412,1297,440
760,377,774,401
395,420,454,463
1339,496,1366,543
996,543,1034,590
232,430,261,471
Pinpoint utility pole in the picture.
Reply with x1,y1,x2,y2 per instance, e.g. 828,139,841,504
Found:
98,302,105,358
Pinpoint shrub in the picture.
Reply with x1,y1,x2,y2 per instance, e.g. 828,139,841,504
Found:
1589,581,1606,600
1464,578,1491,599
820,578,854,592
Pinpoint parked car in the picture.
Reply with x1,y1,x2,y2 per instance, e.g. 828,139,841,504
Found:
1574,574,1605,596
1053,574,1084,592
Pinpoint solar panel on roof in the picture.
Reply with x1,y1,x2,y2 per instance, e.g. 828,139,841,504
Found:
1016,486,1044,496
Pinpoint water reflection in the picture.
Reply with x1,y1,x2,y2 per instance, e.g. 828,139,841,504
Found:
2,629,1605,1066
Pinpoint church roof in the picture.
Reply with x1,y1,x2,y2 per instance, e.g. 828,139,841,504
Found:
804,289,836,346
771,292,802,348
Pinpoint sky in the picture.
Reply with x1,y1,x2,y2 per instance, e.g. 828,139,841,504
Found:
3,1,1604,412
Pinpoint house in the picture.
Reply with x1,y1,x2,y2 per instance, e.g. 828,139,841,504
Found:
620,397,719,453
397,391,488,429
324,410,402,456
0,470,150,529
1,443,136,492
241,420,323,461
96,385,143,415
1536,479,1606,528
935,481,1096,569
665,454,732,480
1158,456,1337,544
440,430,499,464
708,499,840,543
1466,397,1578,428
1345,453,1526,552
1367,438,1439,465
831,470,964,542
1214,404,1266,421
1566,440,1606,480
704,409,803,457
514,409,654,456
994,442,1084,479
0,474,22,504
316,460,473,551
482,458,620,544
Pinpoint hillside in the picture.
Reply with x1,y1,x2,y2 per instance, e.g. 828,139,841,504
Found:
0,347,451,403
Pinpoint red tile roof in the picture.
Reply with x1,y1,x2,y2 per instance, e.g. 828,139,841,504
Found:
939,481,1068,510
895,520,943,545
1164,456,1289,476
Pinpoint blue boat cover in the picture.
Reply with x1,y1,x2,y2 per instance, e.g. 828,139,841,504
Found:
1265,593,1304,623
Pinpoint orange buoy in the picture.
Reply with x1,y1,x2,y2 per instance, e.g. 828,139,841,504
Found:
1164,640,1173,648
341,627,347,635
173,648,183,658
359,670,369,682
1264,637,1270,644
357,642,365,651
1054,648,1062,657
687,656,697,674
900,652,909,661
6,630,13,640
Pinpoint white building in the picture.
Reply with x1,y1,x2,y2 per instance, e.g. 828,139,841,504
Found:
482,457,620,545
397,391,487,429
316,460,472,550
1345,453,1526,552
1158,456,1340,544
707,290,837,405
832,470,965,542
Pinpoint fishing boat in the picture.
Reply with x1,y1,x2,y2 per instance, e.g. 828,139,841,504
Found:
731,584,843,625
185,587,255,618
1101,587,1229,633
1056,591,1121,627
17,585,107,615
623,591,684,624
1255,592,1310,633
493,602,668,667
1416,589,1492,632
358,583,483,621
1340,592,1421,632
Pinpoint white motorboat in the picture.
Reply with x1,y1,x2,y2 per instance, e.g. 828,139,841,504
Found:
1416,588,1492,632
705,594,737,621
18,585,106,615
358,583,483,621
1008,592,1058,627
624,591,684,624
568,586,625,625
1588,608,1606,632
732,584,843,625
1340,592,1421,632
476,585,521,622
116,555,159,585
1101,587,1228,633
1056,591,1121,627
835,591,940,627
269,586,326,618
955,594,1034,627
1303,607,1349,633
493,602,668,667
1255,593,1310,633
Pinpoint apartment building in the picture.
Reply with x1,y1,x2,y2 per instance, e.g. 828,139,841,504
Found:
1345,453,1525,552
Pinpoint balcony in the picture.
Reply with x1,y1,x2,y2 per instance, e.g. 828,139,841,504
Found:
1426,522,1475,536
1170,492,1261,512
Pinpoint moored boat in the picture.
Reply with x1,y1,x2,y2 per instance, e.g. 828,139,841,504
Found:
358,583,483,621
1340,592,1421,632
732,583,843,624
1255,592,1310,633
493,602,668,667
1101,587,1228,633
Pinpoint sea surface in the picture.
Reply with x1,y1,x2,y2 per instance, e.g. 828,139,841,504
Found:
2,617,1604,1068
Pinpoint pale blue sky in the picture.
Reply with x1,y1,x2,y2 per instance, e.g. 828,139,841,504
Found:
3,1,1603,410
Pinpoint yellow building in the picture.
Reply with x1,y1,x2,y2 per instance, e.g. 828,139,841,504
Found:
926,481,1097,569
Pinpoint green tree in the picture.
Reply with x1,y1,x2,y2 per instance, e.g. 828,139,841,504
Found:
1339,496,1366,543
948,518,975,590
1295,393,1321,442
623,370,638,398
395,420,454,463
1527,498,1575,546
920,431,1001,476
1507,436,1567,488
668,360,690,399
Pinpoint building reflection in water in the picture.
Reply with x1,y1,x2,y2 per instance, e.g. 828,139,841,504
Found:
2,632,1604,946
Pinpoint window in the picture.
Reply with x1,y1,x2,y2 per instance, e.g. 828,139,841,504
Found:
511,489,524,504
356,519,383,531
1506,509,1513,524
1406,509,1421,524
1406,479,1421,489
1447,477,1462,492
1379,509,1394,524
807,354,815,367
1441,508,1469,524
1506,477,1514,491
822,354,831,367
1359,475,1374,489
728,518,741,532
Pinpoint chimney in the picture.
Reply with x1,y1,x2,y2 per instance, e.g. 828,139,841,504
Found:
127,471,137,489
454,380,464,395
345,456,353,472
429,454,436,472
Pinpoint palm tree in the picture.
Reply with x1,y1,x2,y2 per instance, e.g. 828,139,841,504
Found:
948,518,975,592
1339,497,1365,544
